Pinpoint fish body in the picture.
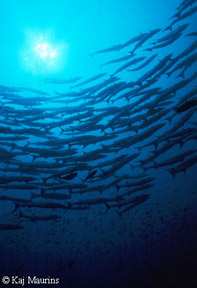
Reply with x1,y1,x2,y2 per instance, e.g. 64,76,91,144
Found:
177,99,197,113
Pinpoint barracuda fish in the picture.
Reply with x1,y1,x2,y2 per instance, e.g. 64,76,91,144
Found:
105,194,150,210
98,153,140,180
7,97,47,107
157,128,196,144
136,54,172,85
113,123,165,149
43,183,87,193
145,33,181,51
97,155,127,169
119,32,148,50
101,54,134,67
176,0,196,13
16,161,65,170
160,108,196,142
176,99,197,113
79,76,119,95
0,195,32,203
71,73,107,88
42,77,82,84
0,184,40,191
67,153,106,165
129,29,161,55
154,23,189,43
37,135,97,148
117,196,150,216
0,224,24,230
138,110,170,130
59,172,78,180
116,177,155,190
18,87,48,95
0,167,59,176
165,6,197,30
179,89,197,104
167,154,197,177
167,53,197,77
72,184,105,195
89,45,123,57
31,192,71,200
0,126,50,137
69,196,120,206
148,150,196,170
0,85,20,92
12,143,77,159
84,170,98,181
119,184,154,198
128,54,158,72
0,136,28,141
186,32,197,37
112,56,145,76
0,147,28,161
47,163,90,181
14,201,68,210
67,204,90,210
104,174,130,190
18,210,61,222
0,176,36,184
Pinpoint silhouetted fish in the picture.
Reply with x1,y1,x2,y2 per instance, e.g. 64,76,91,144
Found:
0,224,24,230
177,99,197,113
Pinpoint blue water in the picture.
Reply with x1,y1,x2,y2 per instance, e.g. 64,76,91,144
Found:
0,0,197,287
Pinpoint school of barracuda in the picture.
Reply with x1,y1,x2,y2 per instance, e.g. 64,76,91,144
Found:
0,0,196,230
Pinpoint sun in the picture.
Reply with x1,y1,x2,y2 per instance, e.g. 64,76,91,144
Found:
34,37,57,65
21,29,68,75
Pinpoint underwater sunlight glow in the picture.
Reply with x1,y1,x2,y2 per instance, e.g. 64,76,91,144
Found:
21,29,68,76
34,38,57,63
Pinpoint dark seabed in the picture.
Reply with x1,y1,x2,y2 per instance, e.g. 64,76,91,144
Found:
0,0,197,287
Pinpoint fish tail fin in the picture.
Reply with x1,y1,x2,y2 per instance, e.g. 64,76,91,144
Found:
67,202,71,209
153,141,158,150
44,126,51,134
137,159,145,166
129,50,135,55
137,162,148,172
41,188,45,195
165,115,174,124
105,203,111,211
42,178,47,184
100,168,105,176
163,24,173,32
179,141,184,149
166,71,172,78
32,155,38,161
116,210,122,218
135,146,143,152
13,202,20,212
130,163,136,169
144,48,153,52
10,142,17,151
177,71,185,79
115,184,120,191
167,168,176,178
31,192,37,200
18,210,24,218
101,143,108,150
